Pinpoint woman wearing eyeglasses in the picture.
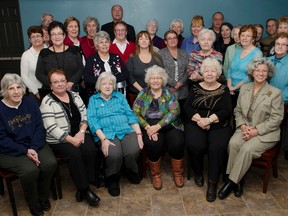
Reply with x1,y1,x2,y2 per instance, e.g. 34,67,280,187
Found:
21,26,45,101
36,21,83,98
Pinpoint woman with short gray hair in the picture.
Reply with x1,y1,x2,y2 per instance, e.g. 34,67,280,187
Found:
169,19,185,48
146,19,164,49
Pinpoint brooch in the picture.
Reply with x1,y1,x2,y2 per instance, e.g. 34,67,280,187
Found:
266,91,272,97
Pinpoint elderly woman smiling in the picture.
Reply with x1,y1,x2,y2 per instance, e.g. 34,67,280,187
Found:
87,72,143,197
218,57,284,200
133,65,185,190
184,58,232,202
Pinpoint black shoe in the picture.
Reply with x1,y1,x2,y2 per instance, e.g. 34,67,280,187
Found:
206,181,217,202
29,207,44,216
40,200,51,211
83,189,100,207
218,179,236,200
96,174,106,188
125,171,141,184
76,190,83,202
234,179,244,197
194,174,204,187
106,175,120,196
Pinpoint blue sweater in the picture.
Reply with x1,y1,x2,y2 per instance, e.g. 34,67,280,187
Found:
0,96,46,156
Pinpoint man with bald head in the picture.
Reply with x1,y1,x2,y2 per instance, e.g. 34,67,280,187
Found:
101,4,136,42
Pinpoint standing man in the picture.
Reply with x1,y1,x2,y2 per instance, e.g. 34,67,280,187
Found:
210,12,224,42
261,18,277,56
41,13,54,28
101,4,136,42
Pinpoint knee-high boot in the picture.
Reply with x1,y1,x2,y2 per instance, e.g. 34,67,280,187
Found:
171,158,184,188
147,158,162,190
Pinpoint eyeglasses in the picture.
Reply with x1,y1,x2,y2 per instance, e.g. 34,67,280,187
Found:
51,79,67,85
240,34,252,38
275,43,288,47
50,32,64,38
149,77,162,81
30,35,43,40
254,69,268,73
166,37,177,41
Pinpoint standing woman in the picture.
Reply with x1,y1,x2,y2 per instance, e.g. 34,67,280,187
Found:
64,16,81,47
80,16,99,59
227,25,263,107
158,30,189,110
145,19,164,50
127,31,162,104
36,21,83,96
170,19,185,48
21,26,44,101
109,21,136,64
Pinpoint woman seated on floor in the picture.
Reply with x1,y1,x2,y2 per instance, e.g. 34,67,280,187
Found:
218,57,284,200
0,73,57,216
87,72,143,197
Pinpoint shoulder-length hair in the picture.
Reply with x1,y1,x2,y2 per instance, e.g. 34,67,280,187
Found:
0,73,26,98
83,16,100,34
95,72,117,91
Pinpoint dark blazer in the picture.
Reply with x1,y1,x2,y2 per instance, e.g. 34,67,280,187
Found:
101,21,136,42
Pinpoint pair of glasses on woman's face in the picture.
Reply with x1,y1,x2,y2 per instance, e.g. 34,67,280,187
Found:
51,79,67,85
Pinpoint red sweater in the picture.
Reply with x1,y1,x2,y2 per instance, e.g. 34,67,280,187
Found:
109,41,136,64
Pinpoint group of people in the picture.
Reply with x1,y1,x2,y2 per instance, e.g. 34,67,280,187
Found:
0,4,288,216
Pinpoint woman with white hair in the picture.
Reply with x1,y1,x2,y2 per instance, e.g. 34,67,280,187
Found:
184,58,232,202
84,31,128,97
133,65,185,190
187,29,223,85
170,19,185,48
87,72,143,197
146,19,164,50
218,57,283,200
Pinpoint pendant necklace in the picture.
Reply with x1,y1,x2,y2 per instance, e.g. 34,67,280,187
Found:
61,101,73,117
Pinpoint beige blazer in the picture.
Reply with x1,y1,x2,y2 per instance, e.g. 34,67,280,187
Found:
234,82,284,142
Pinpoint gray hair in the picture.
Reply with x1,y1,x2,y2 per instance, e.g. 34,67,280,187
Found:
94,31,111,48
169,19,184,33
83,16,99,34
146,19,158,29
95,72,117,91
231,25,241,38
200,58,222,77
246,57,275,80
145,65,168,86
197,28,216,43
0,73,26,98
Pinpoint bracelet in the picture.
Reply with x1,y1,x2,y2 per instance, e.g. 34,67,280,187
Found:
137,133,143,136
80,130,85,133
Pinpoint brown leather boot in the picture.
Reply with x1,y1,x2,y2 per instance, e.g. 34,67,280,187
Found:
171,158,184,188
148,158,162,190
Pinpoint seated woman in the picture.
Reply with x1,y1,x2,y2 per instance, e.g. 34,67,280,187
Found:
87,72,143,197
0,74,57,216
40,69,100,207
184,58,232,202
133,65,185,190
218,57,284,200
84,31,128,98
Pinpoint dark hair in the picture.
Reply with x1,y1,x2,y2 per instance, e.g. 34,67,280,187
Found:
48,21,65,36
266,18,277,27
27,25,43,38
212,11,224,19
163,30,178,40
48,69,67,83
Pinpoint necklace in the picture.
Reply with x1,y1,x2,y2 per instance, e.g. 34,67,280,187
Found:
87,36,95,49
52,44,65,70
61,101,73,117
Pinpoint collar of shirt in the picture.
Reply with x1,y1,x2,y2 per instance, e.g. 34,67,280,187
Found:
94,91,119,100
113,39,129,54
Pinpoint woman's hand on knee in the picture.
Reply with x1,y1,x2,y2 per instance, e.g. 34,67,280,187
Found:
137,135,144,149
101,139,116,157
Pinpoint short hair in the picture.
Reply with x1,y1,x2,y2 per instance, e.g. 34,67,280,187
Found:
191,15,204,27
275,32,288,41
169,19,184,33
82,16,100,34
163,30,178,40
111,4,123,12
277,17,288,27
231,25,241,38
95,72,117,91
146,19,158,30
212,12,224,19
239,25,257,41
93,31,111,48
246,57,275,80
48,21,65,36
0,73,26,98
48,69,67,84
41,13,54,21
64,16,80,34
254,24,264,31
200,58,222,77
113,21,127,31
27,25,43,38
198,28,216,43
266,18,277,28
144,65,168,86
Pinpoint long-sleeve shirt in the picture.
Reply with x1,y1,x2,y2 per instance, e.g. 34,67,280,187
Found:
109,40,136,64
20,46,43,94
87,91,138,142
227,47,262,87
181,35,201,56
0,96,45,156
268,54,288,103
133,87,183,131
223,43,242,77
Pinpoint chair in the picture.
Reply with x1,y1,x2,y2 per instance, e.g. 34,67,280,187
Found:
0,165,62,216
251,104,288,193
116,81,127,96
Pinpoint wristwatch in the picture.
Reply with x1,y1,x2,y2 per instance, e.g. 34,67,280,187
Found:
209,117,214,124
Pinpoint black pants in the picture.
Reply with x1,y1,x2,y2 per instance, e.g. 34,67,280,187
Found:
142,120,184,162
185,123,232,182
49,133,98,190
